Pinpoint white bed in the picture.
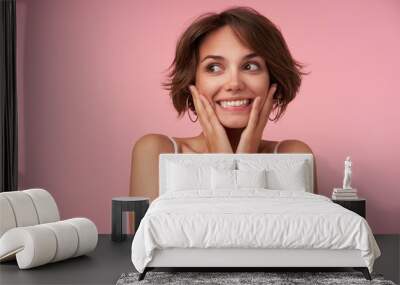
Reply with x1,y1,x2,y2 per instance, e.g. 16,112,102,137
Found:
131,154,380,280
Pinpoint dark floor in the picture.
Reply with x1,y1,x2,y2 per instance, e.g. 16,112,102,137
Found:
0,234,399,285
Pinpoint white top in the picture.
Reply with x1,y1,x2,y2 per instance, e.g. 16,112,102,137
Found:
168,136,281,154
168,136,179,153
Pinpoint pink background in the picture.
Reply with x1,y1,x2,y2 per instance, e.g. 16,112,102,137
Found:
16,0,400,234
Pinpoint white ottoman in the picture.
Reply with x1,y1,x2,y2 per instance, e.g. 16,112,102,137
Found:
0,189,98,269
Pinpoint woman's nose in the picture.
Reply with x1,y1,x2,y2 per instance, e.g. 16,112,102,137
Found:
225,69,244,92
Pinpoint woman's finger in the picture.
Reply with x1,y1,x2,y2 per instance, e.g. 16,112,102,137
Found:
190,86,212,132
198,94,222,131
259,84,277,126
246,96,262,131
189,85,212,132
189,85,202,112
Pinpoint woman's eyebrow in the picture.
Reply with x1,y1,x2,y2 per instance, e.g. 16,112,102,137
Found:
201,52,259,63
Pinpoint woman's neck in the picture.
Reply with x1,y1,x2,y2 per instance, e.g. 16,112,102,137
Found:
224,127,244,153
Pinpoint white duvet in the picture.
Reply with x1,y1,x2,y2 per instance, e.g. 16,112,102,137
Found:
131,189,380,273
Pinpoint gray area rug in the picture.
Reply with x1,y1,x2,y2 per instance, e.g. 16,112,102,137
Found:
116,271,396,285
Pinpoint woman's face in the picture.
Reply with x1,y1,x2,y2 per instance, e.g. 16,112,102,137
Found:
195,25,271,129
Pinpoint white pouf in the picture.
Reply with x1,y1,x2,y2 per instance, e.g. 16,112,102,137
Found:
0,189,98,269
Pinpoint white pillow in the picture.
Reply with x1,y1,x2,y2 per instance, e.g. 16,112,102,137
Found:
211,168,236,190
238,159,310,192
211,168,267,190
237,169,267,188
167,160,235,191
266,161,308,191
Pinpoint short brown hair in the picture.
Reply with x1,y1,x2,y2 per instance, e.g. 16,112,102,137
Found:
163,6,308,122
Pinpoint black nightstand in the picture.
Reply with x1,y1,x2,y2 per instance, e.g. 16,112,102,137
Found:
111,197,149,242
332,198,366,218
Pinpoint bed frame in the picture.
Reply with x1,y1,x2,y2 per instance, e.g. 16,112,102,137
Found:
138,154,372,281
141,248,371,280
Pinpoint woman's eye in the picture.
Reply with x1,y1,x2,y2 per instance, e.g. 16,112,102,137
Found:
206,64,222,73
205,62,261,73
244,62,260,71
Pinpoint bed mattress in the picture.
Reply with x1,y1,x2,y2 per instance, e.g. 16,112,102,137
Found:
131,189,380,273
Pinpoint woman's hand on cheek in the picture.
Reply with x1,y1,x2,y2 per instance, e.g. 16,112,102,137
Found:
189,85,233,153
236,84,277,153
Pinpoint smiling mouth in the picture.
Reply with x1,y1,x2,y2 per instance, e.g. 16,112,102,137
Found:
216,98,254,107
216,98,254,111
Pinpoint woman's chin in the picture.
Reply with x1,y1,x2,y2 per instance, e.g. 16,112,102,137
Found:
219,119,248,129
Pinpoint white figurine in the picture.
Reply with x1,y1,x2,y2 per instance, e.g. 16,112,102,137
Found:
342,156,352,190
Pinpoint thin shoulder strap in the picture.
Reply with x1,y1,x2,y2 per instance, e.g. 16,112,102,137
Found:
273,141,281,153
168,136,179,154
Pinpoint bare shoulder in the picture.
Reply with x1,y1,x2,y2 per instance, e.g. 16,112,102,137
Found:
132,133,175,155
276,139,314,154
129,134,174,200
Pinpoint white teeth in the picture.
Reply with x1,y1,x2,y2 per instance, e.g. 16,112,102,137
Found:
220,99,250,108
